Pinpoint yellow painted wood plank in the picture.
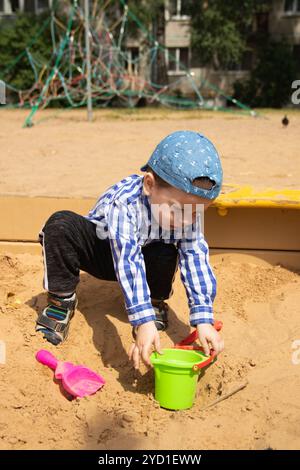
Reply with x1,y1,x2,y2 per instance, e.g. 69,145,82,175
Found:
215,185,300,210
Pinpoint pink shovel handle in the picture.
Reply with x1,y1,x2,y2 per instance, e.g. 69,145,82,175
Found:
36,350,58,370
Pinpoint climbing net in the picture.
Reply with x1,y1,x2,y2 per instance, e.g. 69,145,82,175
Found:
1,0,255,127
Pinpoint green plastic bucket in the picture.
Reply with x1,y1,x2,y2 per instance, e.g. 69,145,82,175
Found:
150,348,211,410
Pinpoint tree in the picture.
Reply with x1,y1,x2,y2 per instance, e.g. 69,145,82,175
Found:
0,11,53,98
233,40,297,107
188,0,271,70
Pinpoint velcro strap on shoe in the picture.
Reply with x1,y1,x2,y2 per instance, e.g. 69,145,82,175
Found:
153,308,168,323
48,296,75,310
37,313,67,333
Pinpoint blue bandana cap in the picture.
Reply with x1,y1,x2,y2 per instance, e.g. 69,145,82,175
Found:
141,130,223,200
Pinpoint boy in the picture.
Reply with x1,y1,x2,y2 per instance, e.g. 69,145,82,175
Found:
36,130,224,369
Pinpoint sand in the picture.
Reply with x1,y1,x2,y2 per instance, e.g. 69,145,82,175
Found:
0,108,299,197
0,252,300,450
0,108,299,450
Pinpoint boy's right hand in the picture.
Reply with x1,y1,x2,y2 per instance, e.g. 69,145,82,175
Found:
128,320,162,370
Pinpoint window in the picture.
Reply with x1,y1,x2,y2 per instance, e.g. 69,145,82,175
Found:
167,48,189,73
256,12,269,33
293,45,300,70
125,48,139,75
168,48,177,71
180,0,192,17
168,0,177,16
10,0,20,12
23,0,49,12
1,0,49,13
284,0,300,14
24,0,35,12
37,0,49,9
168,0,191,19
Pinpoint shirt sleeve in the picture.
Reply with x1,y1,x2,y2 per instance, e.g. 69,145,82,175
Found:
177,234,217,326
107,200,156,327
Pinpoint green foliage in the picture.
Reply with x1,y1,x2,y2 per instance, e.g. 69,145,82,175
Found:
0,11,53,96
233,41,297,107
127,0,165,31
188,0,271,70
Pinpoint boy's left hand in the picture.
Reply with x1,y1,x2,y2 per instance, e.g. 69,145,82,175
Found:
197,323,224,357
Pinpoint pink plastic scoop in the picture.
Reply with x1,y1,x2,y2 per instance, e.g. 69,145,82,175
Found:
36,349,105,398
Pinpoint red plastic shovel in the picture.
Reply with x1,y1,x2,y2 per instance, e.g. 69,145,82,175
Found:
36,350,105,398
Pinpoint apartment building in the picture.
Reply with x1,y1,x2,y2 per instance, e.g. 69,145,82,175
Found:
269,0,300,69
163,0,300,102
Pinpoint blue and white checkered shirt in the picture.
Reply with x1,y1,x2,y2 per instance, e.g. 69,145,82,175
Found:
85,174,216,327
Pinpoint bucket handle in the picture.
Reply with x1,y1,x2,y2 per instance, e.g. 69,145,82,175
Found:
174,320,223,371
192,349,217,371
175,320,223,348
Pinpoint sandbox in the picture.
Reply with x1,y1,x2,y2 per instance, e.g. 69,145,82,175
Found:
0,109,299,450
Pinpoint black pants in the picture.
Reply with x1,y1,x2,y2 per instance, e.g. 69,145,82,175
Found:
39,210,179,299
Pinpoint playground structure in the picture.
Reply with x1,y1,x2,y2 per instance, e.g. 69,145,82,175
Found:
0,0,256,127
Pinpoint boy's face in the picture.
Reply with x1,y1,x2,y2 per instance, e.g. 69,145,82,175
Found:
143,172,214,230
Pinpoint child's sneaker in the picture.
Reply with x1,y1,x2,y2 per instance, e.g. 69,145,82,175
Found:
152,300,169,331
35,292,77,346
132,300,169,339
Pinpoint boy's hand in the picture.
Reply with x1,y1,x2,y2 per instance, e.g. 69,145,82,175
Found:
197,323,224,356
129,320,162,370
